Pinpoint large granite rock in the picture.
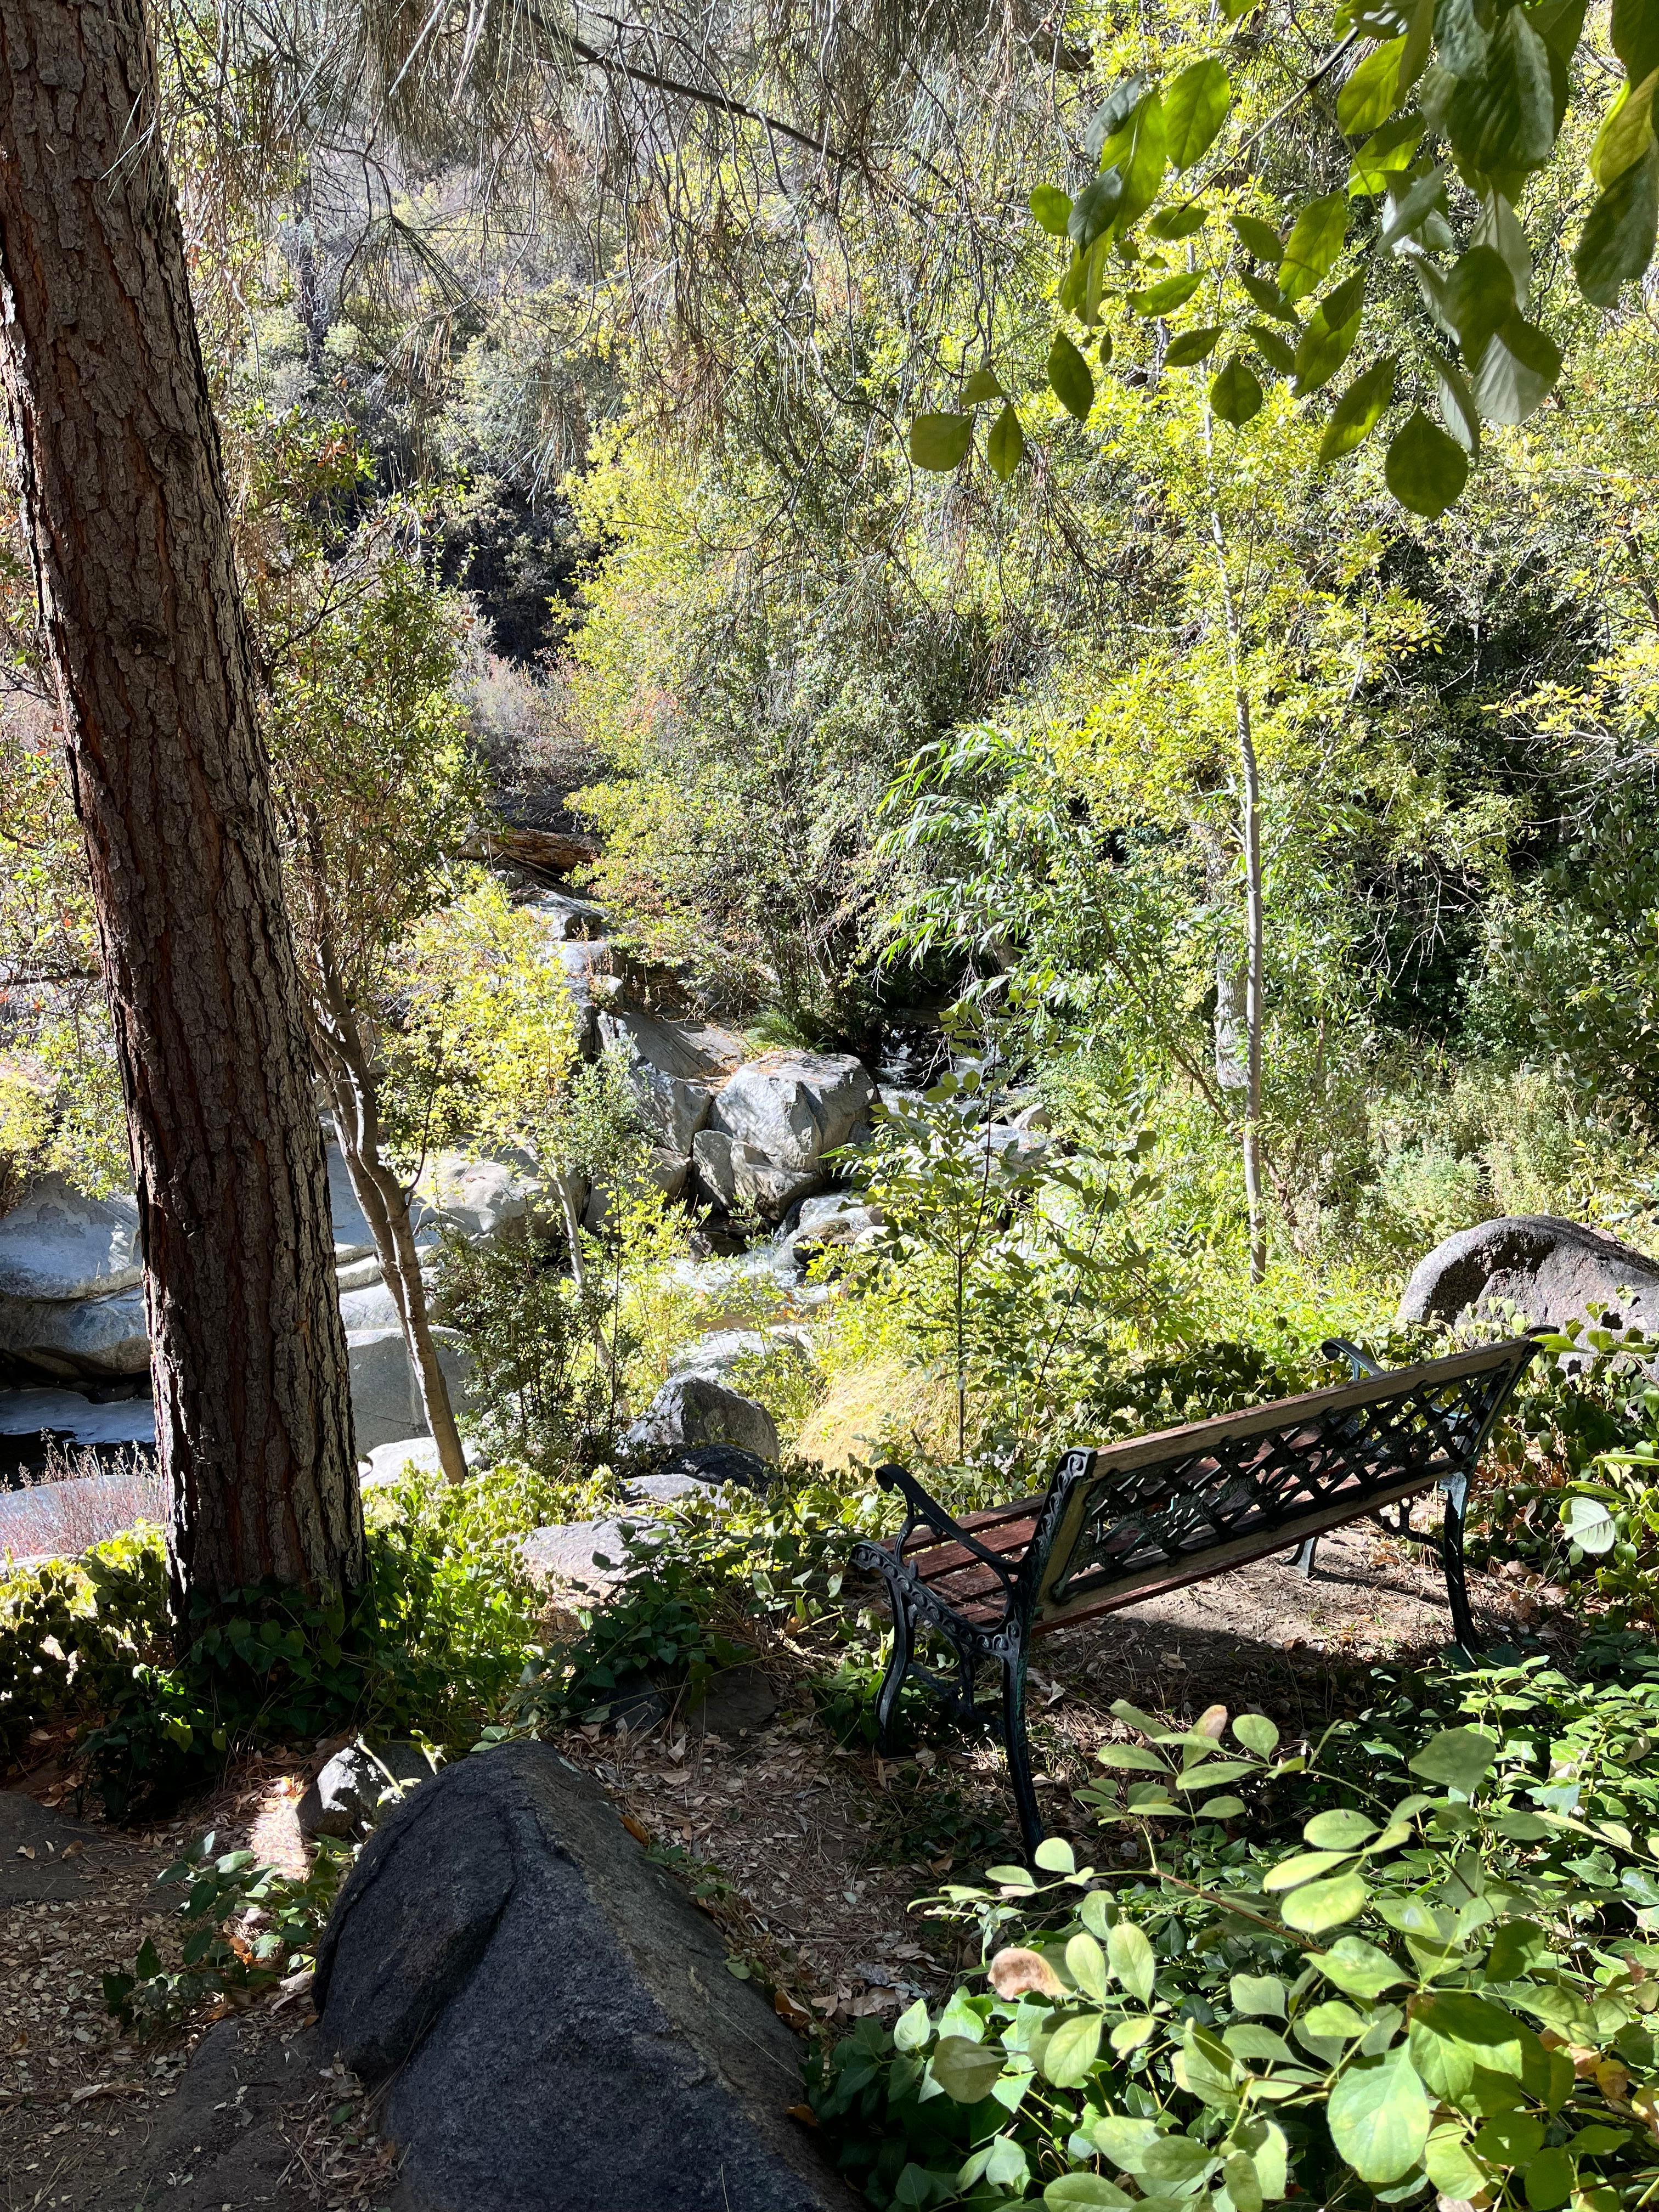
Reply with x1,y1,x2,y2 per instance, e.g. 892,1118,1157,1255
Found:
1399,1215,1659,1334
347,1327,472,1454
708,1051,874,1175
692,1129,822,1223
315,1742,851,2212
422,1151,539,1241
0,1173,141,1299
599,1007,744,1082
297,1742,436,1841
0,1462,167,1565
624,1373,780,1463
0,1282,151,1376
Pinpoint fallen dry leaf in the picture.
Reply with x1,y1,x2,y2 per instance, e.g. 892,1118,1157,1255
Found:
774,1989,812,2030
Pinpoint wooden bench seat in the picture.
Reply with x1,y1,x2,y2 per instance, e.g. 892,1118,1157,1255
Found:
850,1334,1540,1853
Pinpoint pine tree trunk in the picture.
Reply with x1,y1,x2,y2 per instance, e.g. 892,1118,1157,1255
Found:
314,1019,469,1487
0,0,363,1620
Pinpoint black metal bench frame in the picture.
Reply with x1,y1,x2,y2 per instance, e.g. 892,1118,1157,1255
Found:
850,1335,1539,1854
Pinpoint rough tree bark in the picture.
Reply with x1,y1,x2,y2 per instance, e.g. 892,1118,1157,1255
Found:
0,0,364,1619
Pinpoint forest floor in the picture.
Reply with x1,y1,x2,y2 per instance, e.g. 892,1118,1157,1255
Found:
0,1527,1562,2212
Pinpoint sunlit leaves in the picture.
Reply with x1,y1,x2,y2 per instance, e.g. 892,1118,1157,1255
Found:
1280,1869,1370,1931
1279,193,1349,300
1328,2045,1433,2183
1348,115,1426,194
1576,139,1659,304
1446,244,1517,358
1424,345,1480,453
1210,356,1264,423
1085,75,1150,161
961,366,1002,404
1231,213,1284,264
1151,202,1211,238
1166,60,1233,170
1166,326,1222,365
1130,270,1205,316
1471,313,1562,422
1069,172,1123,249
1338,36,1408,133
1444,8,1556,175
1386,408,1468,516
1242,271,1299,322
1592,67,1659,187
1047,330,1095,421
932,2034,1006,2102
1613,0,1659,91
1030,184,1072,237
1292,270,1366,394
986,404,1024,480
1310,1936,1410,1997
1114,94,1170,233
909,413,972,470
1407,1724,1498,1793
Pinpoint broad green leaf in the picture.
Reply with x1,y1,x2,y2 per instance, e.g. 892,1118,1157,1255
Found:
1199,1795,1248,1820
1446,244,1519,360
1044,2012,1104,2088
961,366,1002,404
1109,1699,1164,1735
1350,114,1426,195
1473,2111,1546,2165
1222,2151,1265,2212
1338,37,1407,134
1561,1490,1620,1553
1302,1999,1368,2038
933,2034,1007,2102
1110,2015,1157,2053
1223,2022,1299,2064
1108,1919,1156,2005
1177,1759,1260,1790
910,414,973,470
1070,171,1124,248
1035,1836,1077,1874
1524,2147,1576,2209
1066,1931,1109,2001
1413,1991,1529,2069
1424,2122,1490,2200
1381,165,1449,250
1239,2119,1289,2199
1279,192,1348,301
1166,59,1232,170
894,1996,931,2051
1408,1725,1497,1793
1085,75,1152,161
1232,213,1285,264
986,407,1023,481
1282,1868,1370,1932
1474,186,1533,301
1250,324,1299,375
1305,1808,1380,1850
1471,312,1562,423
1092,2113,1160,2170
1321,354,1397,460
1175,2021,1242,2106
1151,202,1210,238
1614,0,1659,92
1328,2045,1433,2183
1424,345,1481,454
1097,1743,1172,1771
1115,95,1169,234
1166,326,1222,365
1576,139,1659,306
1593,67,1659,187
1142,2136,1219,2185
1130,270,1205,316
1444,9,1557,177
1437,0,1489,78
1048,331,1096,422
1293,269,1367,394
1232,1972,1288,2017
1045,2181,1135,2209
1242,272,1300,323
1234,1714,1280,1757
1265,1848,1357,1892
1211,356,1263,425
1030,184,1073,238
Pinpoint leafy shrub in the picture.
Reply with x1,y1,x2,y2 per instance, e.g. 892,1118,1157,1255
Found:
813,1696,1659,2209
0,1530,171,1772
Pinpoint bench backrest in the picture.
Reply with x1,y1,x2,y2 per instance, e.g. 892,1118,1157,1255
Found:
1026,1335,1538,1630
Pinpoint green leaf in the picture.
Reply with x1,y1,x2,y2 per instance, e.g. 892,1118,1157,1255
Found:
1614,0,1659,91
1444,9,1558,176
1292,271,1367,395
1471,312,1562,424
1425,2123,1491,2200
1305,1808,1381,1850
1593,67,1659,187
1303,1999,1369,2038
1250,324,1299,376
1279,192,1348,301
1048,331,1096,422
894,1996,931,2051
1166,59,1232,169
1408,1725,1497,1793
1166,327,1222,365
1562,1491,1621,1552
1380,165,1449,250
1210,356,1263,424
1116,94,1170,233
1320,354,1397,460
1282,1869,1370,1932
1576,139,1659,306
1232,1972,1287,2017
1328,2045,1434,2183
910,414,973,470
1473,2112,1547,2165
1338,37,1408,134
1142,2136,1218,2185
1108,1920,1156,2005
933,2034,1007,2102
1446,244,1519,360
986,405,1024,481
1221,2152,1265,2212
1525,2147,1576,2210
1098,1743,1172,1771
1177,1759,1261,1791
1044,2012,1104,2087
1234,1714,1280,1757
961,367,1003,405
1241,274,1300,326
1232,213,1285,265
1424,345,1481,454
1031,185,1073,238
1085,75,1152,161
1350,114,1426,194
1070,172,1125,249
1151,202,1210,238
1265,1848,1357,1892
1066,1931,1109,2000
1110,2015,1158,2053
1045,2181,1134,2209
1224,2022,1300,2064
1438,0,1489,78
1035,1836,1077,1874
1130,270,1205,316
1092,2113,1160,2170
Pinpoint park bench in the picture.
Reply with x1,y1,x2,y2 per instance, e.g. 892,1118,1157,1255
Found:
851,1334,1540,1853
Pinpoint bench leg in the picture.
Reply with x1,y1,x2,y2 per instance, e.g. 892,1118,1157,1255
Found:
1293,1536,1318,1579
1441,1472,1477,1650
873,1593,914,1753
1000,1647,1044,1862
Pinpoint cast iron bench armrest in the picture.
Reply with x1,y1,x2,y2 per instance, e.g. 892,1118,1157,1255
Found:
867,1461,1022,1615
1321,1336,1387,1380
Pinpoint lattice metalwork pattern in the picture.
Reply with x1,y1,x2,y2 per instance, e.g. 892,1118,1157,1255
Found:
1049,1356,1520,1608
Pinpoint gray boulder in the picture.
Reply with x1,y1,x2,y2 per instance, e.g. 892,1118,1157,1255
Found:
423,1151,540,1242
297,1742,436,1841
347,1326,472,1455
524,886,608,940
0,1173,141,1299
631,1062,715,1155
692,1129,822,1222
0,1282,150,1377
315,1743,851,2212
625,1374,780,1463
520,1516,636,1590
599,1007,744,1081
622,1443,778,1505
1399,1215,1659,1335
709,1051,874,1173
